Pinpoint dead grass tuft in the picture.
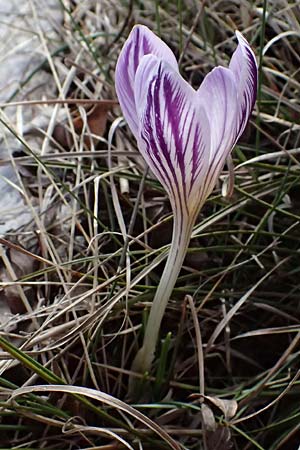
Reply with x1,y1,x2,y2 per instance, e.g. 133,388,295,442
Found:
0,0,299,449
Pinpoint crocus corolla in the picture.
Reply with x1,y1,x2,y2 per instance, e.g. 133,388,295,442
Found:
115,25,257,375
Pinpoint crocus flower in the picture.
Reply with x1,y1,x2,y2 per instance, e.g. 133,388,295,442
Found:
115,25,257,375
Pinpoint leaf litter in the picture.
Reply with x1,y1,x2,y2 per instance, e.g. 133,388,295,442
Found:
0,1,299,449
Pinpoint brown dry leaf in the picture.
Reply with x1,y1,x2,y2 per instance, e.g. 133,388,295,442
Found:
190,394,237,450
206,426,233,450
201,403,216,431
201,403,234,450
73,102,114,138
204,396,238,421
9,247,35,279
54,101,116,149
190,394,238,422
0,245,35,315
200,400,235,450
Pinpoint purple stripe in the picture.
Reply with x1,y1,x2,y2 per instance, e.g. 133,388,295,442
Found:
238,47,257,134
133,28,153,75
141,73,177,197
142,35,152,56
133,27,140,72
153,64,186,216
123,41,133,95
246,47,258,109
140,62,209,215
162,74,188,205
140,64,191,217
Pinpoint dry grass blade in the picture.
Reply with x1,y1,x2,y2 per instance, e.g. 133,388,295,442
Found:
0,1,299,449
10,384,182,450
205,257,289,354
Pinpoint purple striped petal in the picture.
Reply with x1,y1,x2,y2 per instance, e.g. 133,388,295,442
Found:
115,27,257,221
229,31,258,137
134,55,210,217
115,25,178,138
197,67,239,199
195,31,257,201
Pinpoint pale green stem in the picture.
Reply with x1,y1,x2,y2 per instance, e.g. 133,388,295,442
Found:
131,212,194,376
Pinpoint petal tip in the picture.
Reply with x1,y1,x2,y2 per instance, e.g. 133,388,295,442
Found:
235,29,244,41
234,30,258,66
235,30,252,50
130,23,152,38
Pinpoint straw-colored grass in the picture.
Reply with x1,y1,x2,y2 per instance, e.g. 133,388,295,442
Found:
0,0,299,448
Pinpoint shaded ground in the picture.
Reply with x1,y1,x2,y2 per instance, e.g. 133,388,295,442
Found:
0,1,299,449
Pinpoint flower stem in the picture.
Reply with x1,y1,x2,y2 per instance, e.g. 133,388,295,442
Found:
131,212,193,376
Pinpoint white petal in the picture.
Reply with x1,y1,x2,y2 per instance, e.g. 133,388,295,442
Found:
197,66,239,199
229,31,258,137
